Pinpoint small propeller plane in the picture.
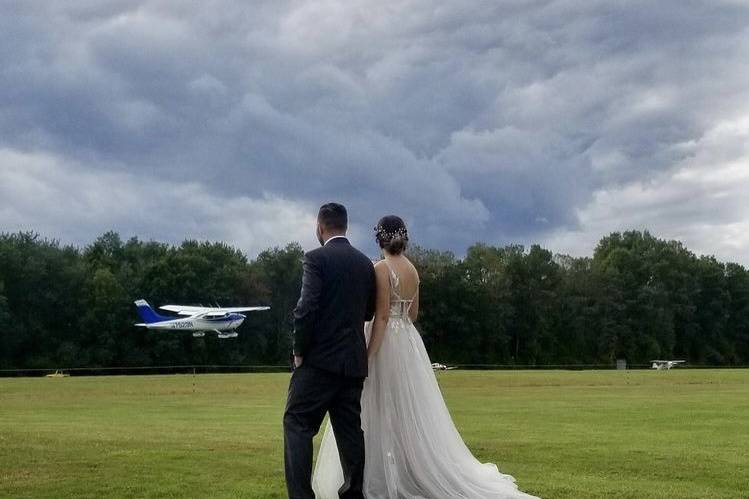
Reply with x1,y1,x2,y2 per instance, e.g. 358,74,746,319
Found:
134,299,270,339
651,359,686,370
431,362,457,371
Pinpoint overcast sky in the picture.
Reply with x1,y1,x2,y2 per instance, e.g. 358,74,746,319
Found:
1,1,748,263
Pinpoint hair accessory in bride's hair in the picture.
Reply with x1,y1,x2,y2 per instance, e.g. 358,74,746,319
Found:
374,224,408,241
374,215,409,254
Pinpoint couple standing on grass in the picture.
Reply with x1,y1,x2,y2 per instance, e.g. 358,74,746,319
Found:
283,202,538,499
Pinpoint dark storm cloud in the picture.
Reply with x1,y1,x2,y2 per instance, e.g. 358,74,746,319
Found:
1,0,748,261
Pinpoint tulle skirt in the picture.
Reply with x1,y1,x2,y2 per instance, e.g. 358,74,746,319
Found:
312,318,539,498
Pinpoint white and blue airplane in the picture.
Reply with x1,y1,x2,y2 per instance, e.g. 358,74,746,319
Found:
134,299,270,339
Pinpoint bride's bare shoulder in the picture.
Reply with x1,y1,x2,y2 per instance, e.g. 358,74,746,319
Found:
373,259,390,275
404,256,419,273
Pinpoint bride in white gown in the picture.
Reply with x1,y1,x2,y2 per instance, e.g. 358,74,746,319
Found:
312,215,539,499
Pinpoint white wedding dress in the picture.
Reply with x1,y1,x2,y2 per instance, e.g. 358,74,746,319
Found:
312,261,539,499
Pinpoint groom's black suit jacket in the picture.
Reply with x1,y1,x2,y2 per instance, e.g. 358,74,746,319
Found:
292,237,376,379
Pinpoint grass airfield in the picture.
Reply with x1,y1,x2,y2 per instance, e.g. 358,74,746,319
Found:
1,369,747,499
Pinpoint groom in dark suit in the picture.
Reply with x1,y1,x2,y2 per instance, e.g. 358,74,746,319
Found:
284,202,377,499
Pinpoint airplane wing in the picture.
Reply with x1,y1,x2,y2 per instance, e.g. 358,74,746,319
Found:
159,305,270,315
216,306,270,313
159,305,209,316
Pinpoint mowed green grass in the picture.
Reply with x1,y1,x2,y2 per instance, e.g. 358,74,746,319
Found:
1,370,748,499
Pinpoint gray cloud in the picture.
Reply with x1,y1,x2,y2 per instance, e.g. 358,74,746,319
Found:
1,1,748,261
0,148,320,254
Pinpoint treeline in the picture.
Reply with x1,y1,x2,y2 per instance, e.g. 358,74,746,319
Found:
0,230,747,370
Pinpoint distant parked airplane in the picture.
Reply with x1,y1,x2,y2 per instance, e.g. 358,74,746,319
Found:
134,299,269,339
431,362,457,371
651,360,686,370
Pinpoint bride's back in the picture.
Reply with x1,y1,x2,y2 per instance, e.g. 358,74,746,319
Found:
374,254,420,324
379,255,419,302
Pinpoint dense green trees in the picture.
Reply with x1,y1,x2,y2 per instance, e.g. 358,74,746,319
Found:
0,229,747,370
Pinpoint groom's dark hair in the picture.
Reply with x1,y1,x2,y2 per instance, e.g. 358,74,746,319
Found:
318,202,348,231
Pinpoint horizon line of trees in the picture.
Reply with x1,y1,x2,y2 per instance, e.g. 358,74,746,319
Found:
0,229,747,370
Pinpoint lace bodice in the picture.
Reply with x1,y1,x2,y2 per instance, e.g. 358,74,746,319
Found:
383,260,416,319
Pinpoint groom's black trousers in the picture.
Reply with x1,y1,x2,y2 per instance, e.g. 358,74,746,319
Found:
284,365,365,499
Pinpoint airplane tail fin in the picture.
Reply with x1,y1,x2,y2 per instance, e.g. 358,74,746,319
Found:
134,299,170,324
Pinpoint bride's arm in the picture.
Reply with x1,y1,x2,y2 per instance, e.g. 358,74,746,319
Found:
408,284,419,322
367,263,391,358
408,264,420,322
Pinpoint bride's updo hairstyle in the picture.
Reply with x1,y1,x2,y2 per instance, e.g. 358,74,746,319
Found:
375,215,409,255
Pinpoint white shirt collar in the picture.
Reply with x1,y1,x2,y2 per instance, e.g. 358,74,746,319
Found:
324,235,348,245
